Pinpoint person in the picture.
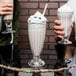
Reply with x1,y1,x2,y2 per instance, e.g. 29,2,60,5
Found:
54,0,76,76
54,9,76,76
0,1,21,76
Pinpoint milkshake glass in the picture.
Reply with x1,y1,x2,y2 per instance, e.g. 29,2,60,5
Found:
28,11,47,68
57,4,73,44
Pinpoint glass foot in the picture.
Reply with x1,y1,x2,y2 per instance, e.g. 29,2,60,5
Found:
58,39,72,44
1,30,16,34
28,59,45,69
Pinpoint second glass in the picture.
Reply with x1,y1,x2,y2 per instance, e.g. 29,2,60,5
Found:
57,12,73,44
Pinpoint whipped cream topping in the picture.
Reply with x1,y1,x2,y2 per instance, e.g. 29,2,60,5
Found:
58,4,73,13
28,11,47,24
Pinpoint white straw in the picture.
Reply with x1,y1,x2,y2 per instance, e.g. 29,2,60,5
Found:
43,3,48,16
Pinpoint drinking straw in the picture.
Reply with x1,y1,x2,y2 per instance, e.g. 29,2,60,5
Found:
43,3,48,16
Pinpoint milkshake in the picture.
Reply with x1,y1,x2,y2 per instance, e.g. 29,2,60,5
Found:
57,4,73,44
28,11,47,68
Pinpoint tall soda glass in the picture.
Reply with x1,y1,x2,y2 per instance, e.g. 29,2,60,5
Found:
28,11,47,69
57,4,73,44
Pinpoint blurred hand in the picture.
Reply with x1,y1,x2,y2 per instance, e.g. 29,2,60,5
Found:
54,20,65,39
54,20,73,39
0,1,13,15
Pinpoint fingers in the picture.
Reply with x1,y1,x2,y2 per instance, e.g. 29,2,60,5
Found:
1,7,13,11
54,20,61,25
0,1,13,7
0,8,13,15
0,11,13,15
54,30,65,35
0,1,13,15
54,20,64,30
54,30,65,38
54,25,64,30
54,20,65,39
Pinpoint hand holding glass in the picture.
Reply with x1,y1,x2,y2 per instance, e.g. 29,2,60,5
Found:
57,12,73,44
2,0,15,34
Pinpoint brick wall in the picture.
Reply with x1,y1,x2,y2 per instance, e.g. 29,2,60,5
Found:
18,0,67,68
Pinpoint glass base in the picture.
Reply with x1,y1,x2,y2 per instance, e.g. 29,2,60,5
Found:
2,30,16,34
28,58,45,69
58,38,72,44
